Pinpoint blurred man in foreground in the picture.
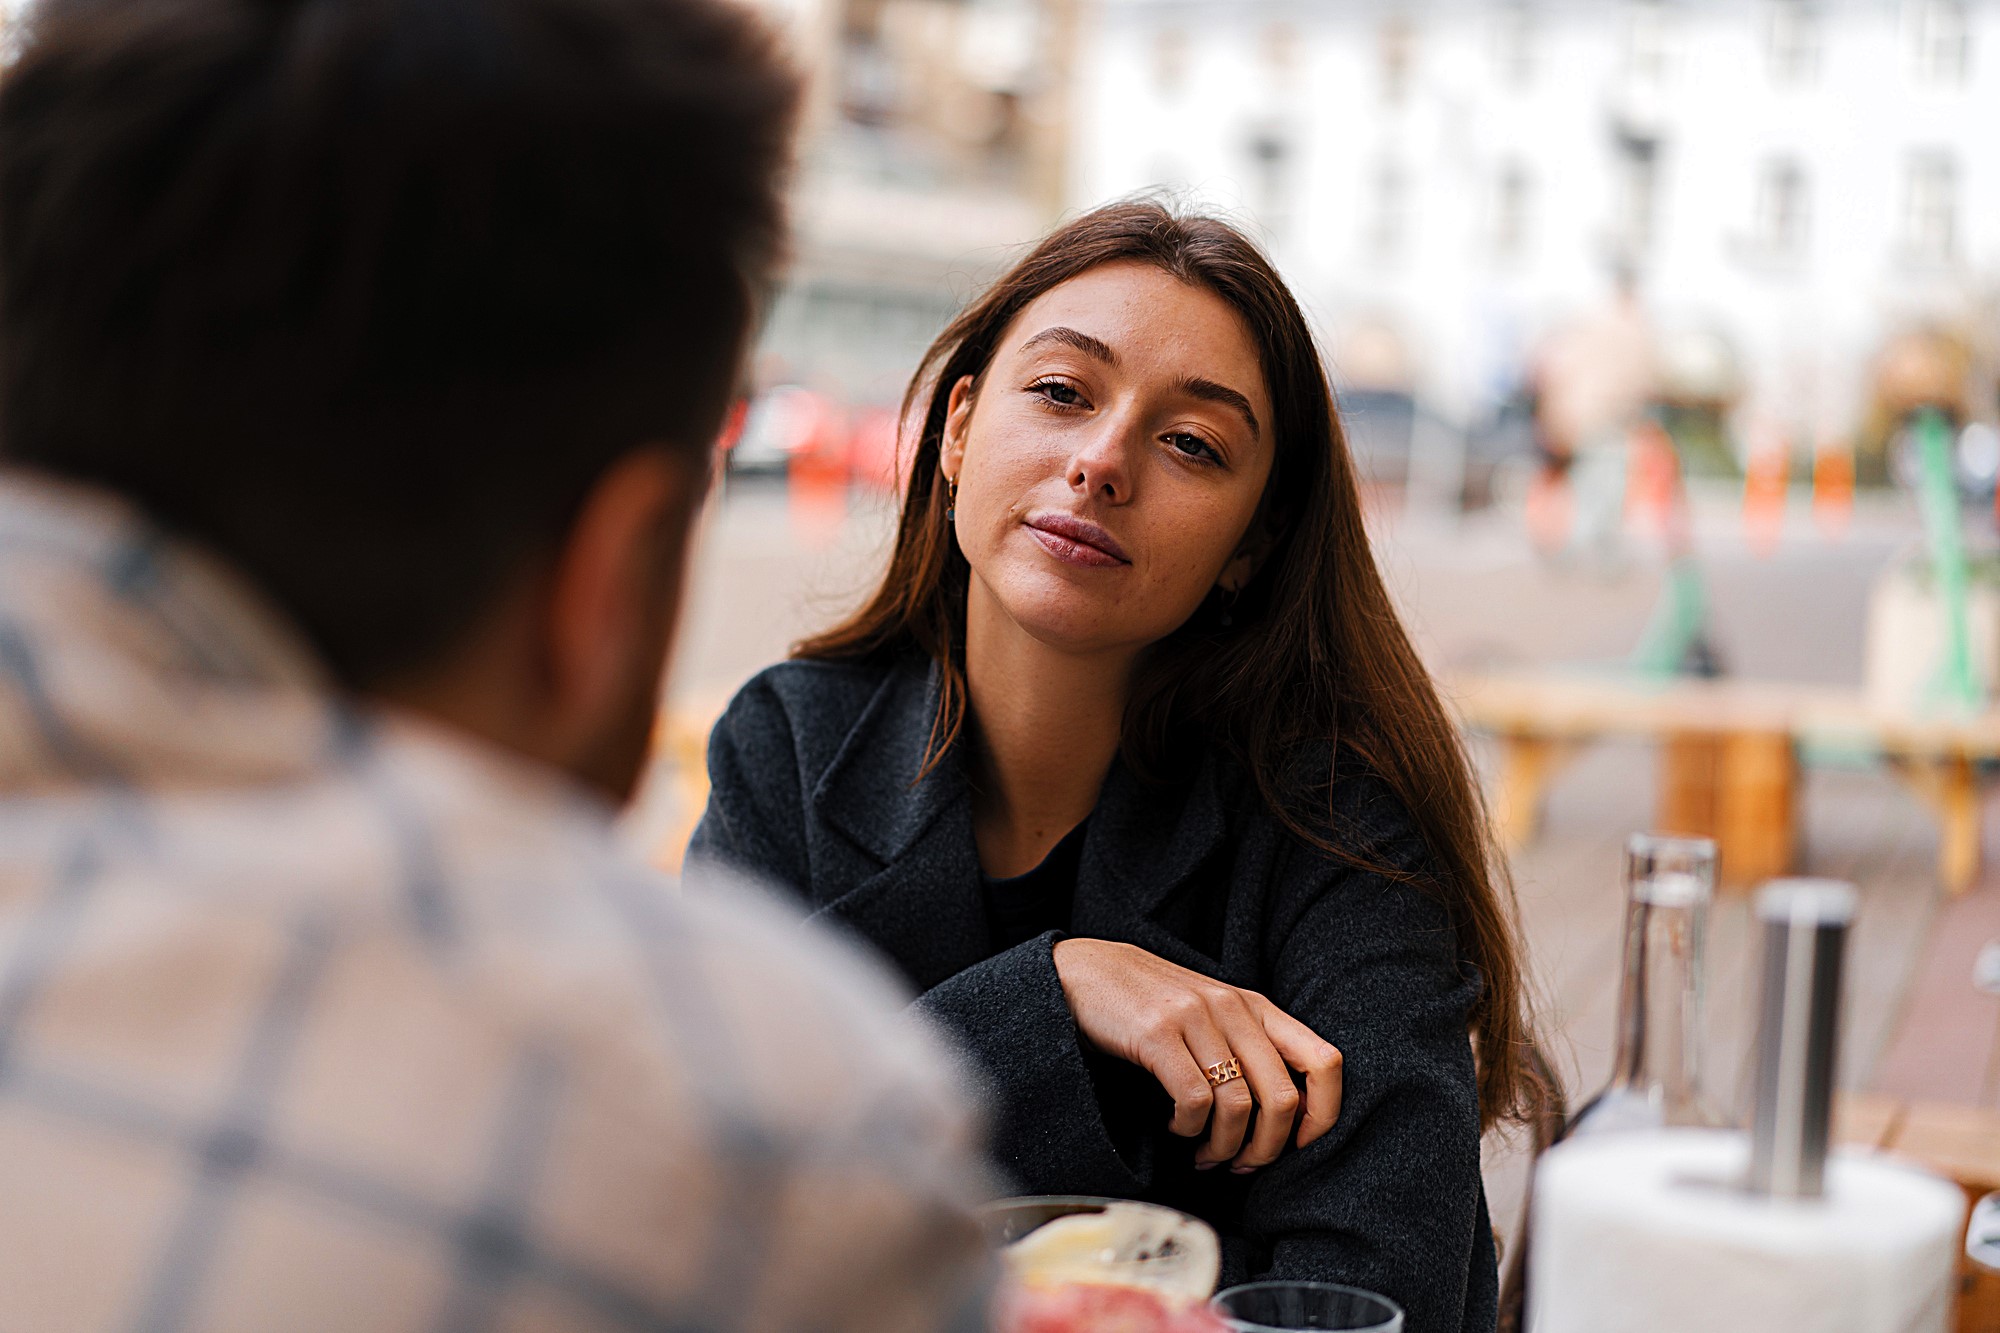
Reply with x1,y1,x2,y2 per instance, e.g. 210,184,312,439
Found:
0,0,991,1328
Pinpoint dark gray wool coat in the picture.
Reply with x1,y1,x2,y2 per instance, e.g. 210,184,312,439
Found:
687,654,1497,1333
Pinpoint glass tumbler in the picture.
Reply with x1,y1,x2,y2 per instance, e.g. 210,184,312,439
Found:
1210,1281,1404,1332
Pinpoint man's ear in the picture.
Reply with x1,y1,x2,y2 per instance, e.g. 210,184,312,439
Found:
939,374,976,482
542,447,701,764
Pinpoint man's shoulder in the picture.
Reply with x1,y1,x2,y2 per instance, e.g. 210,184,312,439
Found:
434,801,976,1144
634,862,970,1115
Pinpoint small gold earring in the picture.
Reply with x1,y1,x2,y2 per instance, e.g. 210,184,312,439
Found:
945,477,958,523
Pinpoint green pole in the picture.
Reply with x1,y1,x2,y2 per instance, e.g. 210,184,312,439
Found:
1630,555,1709,683
1915,407,1979,711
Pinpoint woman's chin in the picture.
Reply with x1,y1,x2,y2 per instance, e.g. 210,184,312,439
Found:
972,564,1186,657
991,591,1161,657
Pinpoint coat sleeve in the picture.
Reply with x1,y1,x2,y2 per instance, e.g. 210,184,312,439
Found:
914,930,1159,1198
1240,788,1493,1333
685,674,814,897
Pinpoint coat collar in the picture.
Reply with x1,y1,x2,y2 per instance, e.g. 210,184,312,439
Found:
1083,755,1230,927
810,656,1233,929
811,656,964,866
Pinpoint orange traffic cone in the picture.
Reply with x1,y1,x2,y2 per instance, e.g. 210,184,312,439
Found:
1743,419,1790,558
786,392,848,547
1811,431,1854,541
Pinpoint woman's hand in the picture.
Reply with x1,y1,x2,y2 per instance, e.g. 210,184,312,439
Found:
1051,938,1342,1172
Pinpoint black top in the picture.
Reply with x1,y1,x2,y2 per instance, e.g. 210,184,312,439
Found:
982,820,1086,951
687,655,1497,1333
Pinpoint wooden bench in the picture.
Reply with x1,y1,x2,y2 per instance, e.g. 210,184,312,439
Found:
1453,672,2000,894
1838,1094,1999,1332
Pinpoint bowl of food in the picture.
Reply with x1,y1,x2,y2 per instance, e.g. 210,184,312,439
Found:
985,1196,1228,1333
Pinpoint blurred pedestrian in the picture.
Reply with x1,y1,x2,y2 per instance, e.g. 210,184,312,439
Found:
0,0,992,1329
1529,270,1661,568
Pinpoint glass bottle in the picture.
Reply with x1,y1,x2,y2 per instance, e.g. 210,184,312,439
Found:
1568,832,1722,1136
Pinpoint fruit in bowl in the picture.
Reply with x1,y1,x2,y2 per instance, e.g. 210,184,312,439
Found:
986,1198,1229,1333
997,1282,1231,1333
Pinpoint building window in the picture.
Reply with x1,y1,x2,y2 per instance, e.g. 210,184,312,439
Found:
1614,133,1661,258
1247,128,1295,241
1902,150,1958,262
1368,157,1409,260
1625,0,1672,83
1494,161,1534,258
1152,26,1188,98
1495,3,1535,88
1909,0,1969,85
836,0,898,129
1766,0,1820,85
1379,17,1415,103
1754,157,1809,256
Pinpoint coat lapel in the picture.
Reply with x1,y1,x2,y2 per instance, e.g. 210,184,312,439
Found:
806,656,1238,990
808,660,990,991
1076,754,1232,971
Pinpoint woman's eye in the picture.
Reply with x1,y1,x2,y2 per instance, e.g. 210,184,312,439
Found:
1167,432,1221,464
1030,379,1085,407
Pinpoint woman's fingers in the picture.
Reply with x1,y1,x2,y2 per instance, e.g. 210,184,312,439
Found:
1203,1083,1256,1167
1054,939,1340,1166
1259,1002,1344,1148
1144,1038,1216,1139
1187,1030,1257,1168
1215,1001,1301,1171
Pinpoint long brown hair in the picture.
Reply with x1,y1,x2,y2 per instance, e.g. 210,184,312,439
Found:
796,201,1542,1129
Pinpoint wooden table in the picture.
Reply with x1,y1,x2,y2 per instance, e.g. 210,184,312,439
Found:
1453,671,2000,894
1838,1094,1999,1333
643,693,730,875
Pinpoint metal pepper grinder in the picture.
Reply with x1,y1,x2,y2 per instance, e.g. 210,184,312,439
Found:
1747,878,1855,1199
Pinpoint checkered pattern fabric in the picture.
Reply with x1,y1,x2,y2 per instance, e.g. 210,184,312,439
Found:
0,472,993,1333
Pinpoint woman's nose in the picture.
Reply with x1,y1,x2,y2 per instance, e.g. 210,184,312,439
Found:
1066,418,1137,503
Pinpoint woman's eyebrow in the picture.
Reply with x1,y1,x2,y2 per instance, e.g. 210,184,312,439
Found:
1018,325,1118,365
1177,376,1261,439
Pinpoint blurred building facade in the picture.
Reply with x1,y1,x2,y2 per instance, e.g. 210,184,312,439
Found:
1070,0,2000,464
745,0,1077,407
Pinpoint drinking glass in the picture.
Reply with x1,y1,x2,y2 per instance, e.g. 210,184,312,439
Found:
1210,1281,1404,1332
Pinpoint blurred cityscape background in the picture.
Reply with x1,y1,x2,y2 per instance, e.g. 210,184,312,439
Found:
637,0,2000,1200
733,0,1999,504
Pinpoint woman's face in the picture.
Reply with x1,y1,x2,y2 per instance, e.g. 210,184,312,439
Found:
941,261,1276,658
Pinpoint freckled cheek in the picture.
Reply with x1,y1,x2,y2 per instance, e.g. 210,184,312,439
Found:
961,424,1065,527
1138,500,1250,591
1137,555,1222,618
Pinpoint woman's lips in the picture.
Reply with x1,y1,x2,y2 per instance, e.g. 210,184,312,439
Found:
1024,512,1131,568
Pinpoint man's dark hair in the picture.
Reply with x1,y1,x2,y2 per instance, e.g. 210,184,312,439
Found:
0,0,797,683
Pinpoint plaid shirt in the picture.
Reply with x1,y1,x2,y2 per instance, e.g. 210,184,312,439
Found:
0,471,994,1333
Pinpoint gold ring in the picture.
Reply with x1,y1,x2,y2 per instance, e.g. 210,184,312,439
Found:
1204,1057,1242,1088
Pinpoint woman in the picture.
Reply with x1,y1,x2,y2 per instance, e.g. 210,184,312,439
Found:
690,203,1541,1333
